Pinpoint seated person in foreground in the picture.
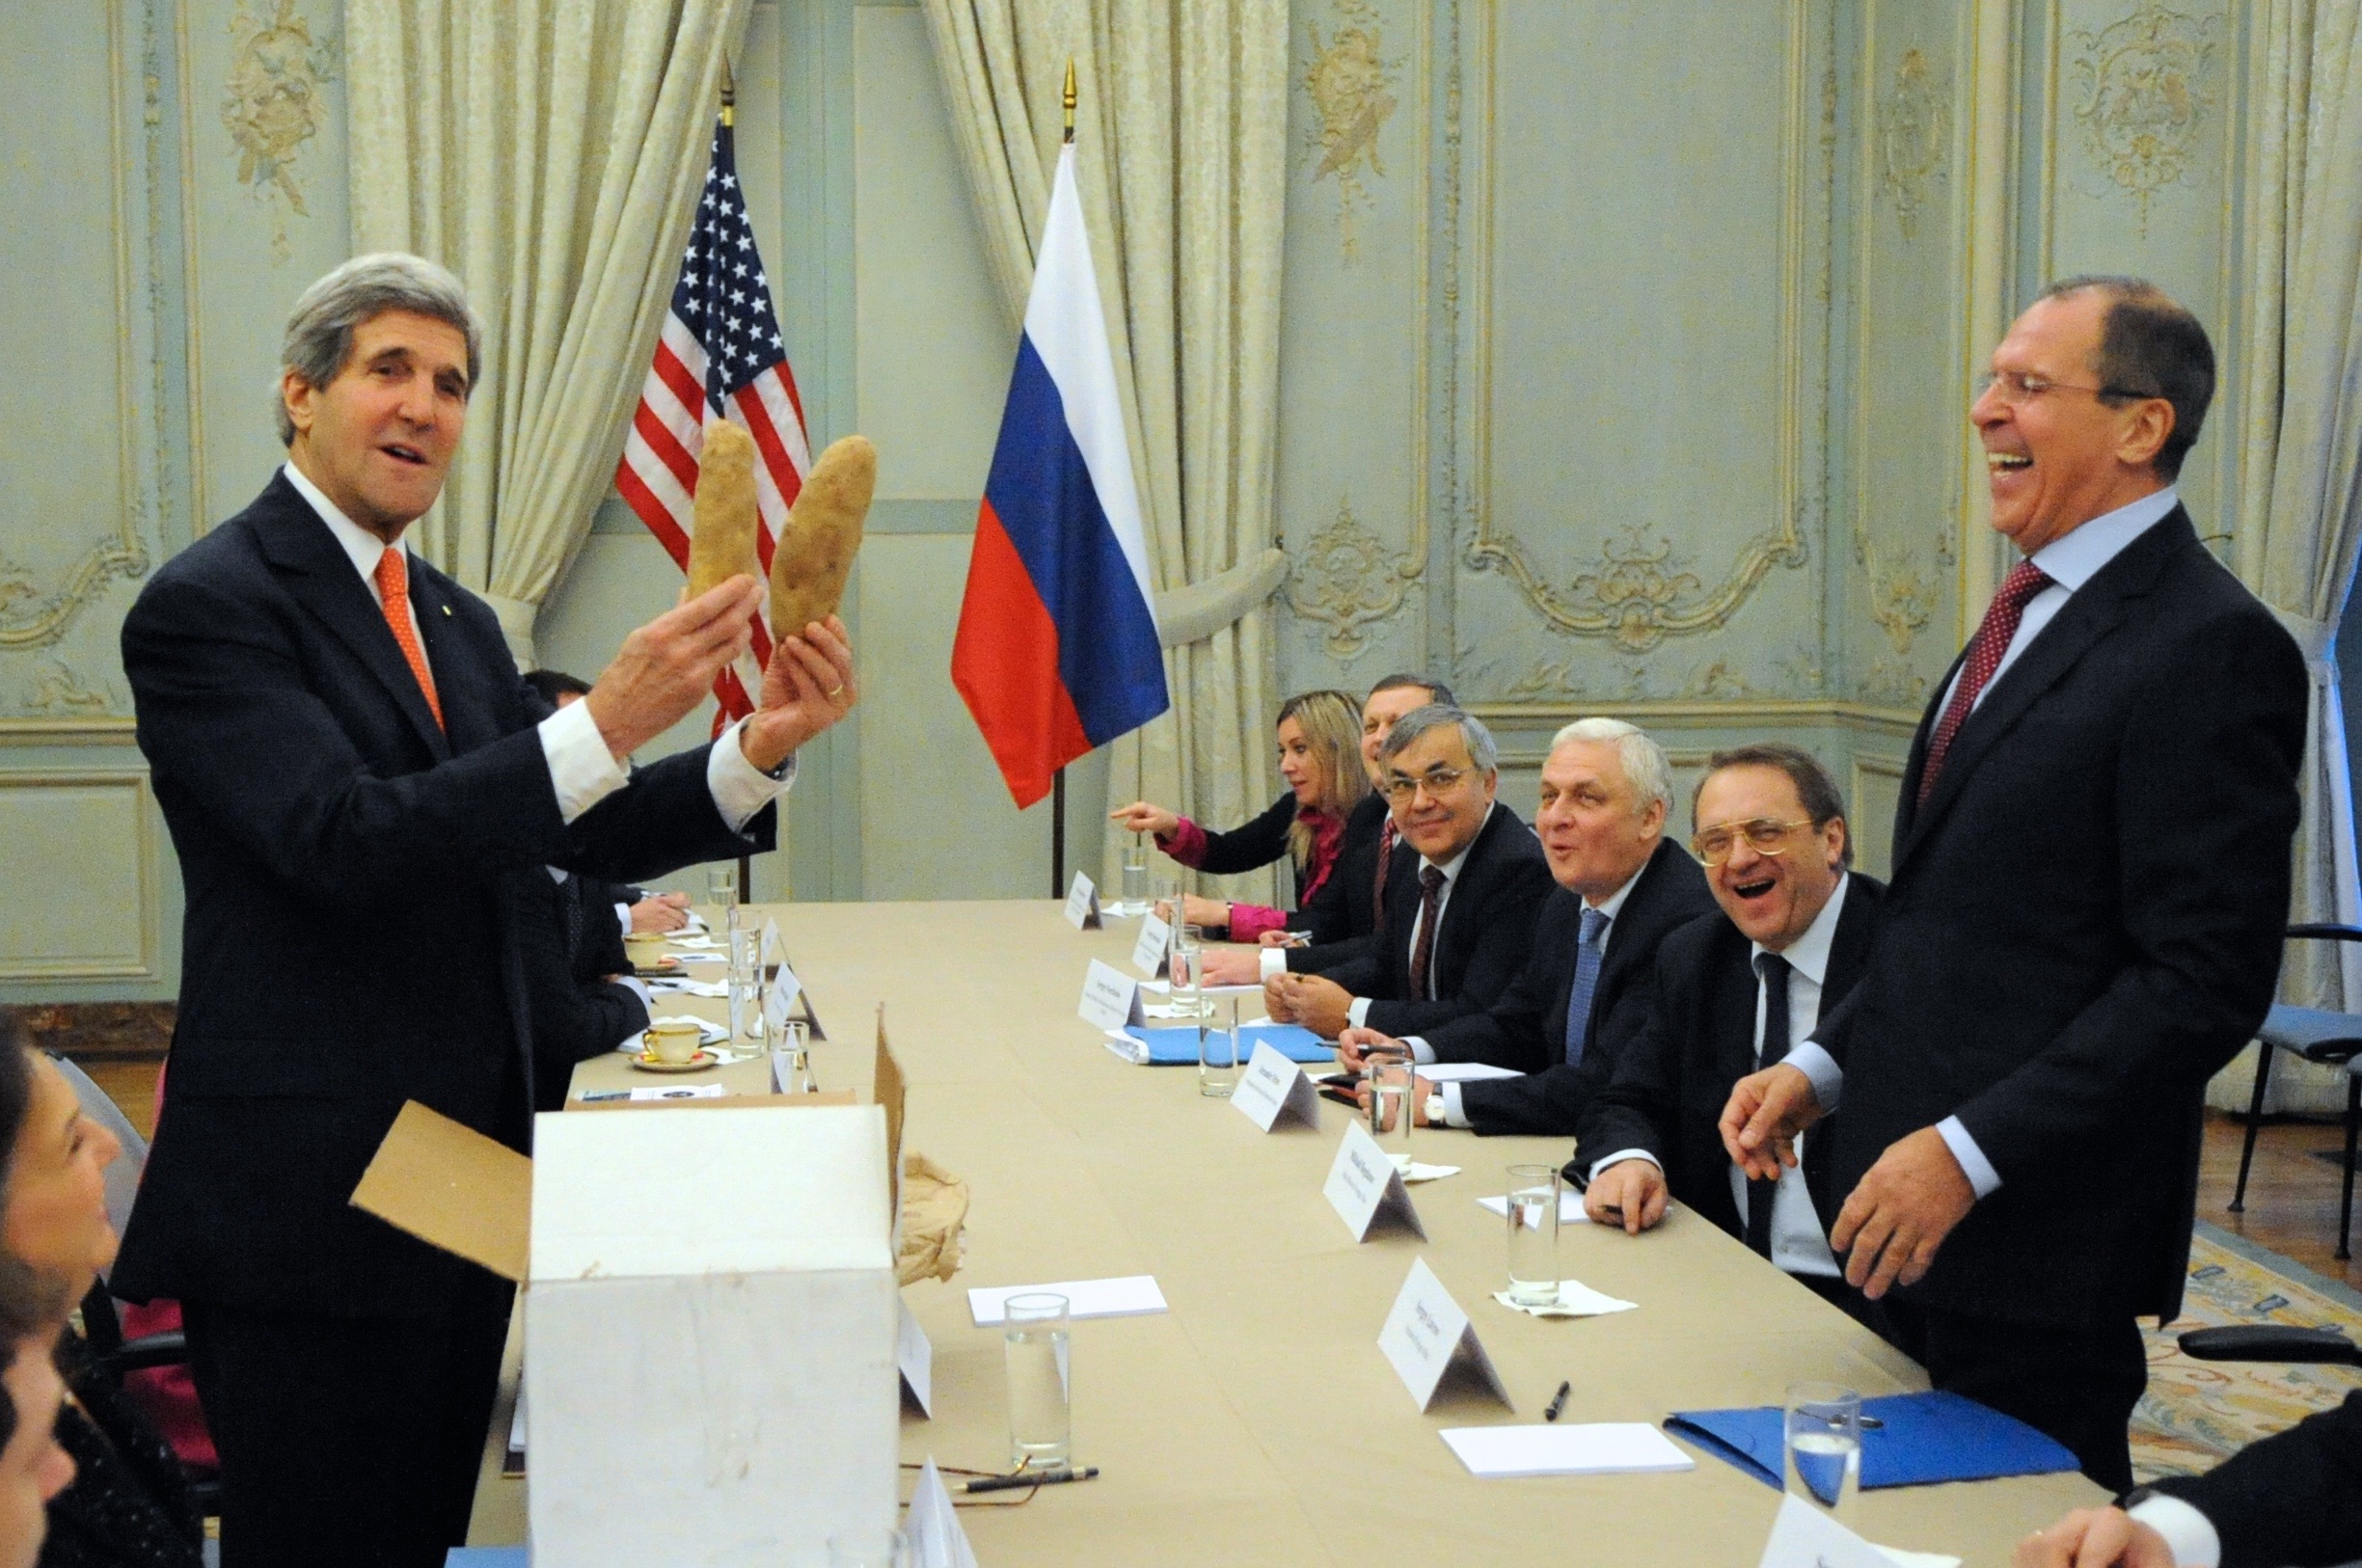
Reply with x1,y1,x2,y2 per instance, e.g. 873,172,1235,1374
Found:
1,1256,77,1568
517,864,655,1113
1263,705,1551,1041
1110,689,1369,946
1579,743,1887,1328
1219,673,1457,986
1343,717,1712,1132
2014,1391,2362,1568
523,669,693,937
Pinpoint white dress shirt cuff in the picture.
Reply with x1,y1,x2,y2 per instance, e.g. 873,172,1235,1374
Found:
1347,996,1372,1030
2126,1496,2221,1568
1261,947,1288,982
1588,1149,1660,1184
1439,1082,1471,1128
539,700,629,825
1404,1036,1435,1066
612,902,633,937
1936,1115,2002,1199
1781,1041,1844,1113
707,716,798,831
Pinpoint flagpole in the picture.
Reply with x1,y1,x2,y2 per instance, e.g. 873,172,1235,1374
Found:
1049,57,1079,901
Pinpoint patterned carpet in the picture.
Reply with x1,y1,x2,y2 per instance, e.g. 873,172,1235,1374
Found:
2131,1220,2362,1482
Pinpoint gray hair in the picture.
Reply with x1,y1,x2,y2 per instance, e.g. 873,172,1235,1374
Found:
1377,704,1498,774
275,253,482,446
1549,717,1672,816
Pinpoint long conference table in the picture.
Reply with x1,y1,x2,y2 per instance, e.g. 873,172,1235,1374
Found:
467,900,2102,1564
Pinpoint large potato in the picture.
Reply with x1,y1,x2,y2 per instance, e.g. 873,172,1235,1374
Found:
685,419,760,598
770,434,875,635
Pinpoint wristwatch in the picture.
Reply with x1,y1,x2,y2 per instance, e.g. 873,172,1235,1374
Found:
1423,1092,1447,1126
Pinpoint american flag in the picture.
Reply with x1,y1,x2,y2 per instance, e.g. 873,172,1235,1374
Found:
614,113,811,726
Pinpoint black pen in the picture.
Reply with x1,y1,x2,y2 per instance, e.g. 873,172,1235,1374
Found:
964,1466,1099,1494
1543,1380,1571,1422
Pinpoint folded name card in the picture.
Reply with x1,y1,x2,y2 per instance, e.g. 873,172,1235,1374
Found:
898,1297,934,1418
1063,871,1101,930
1078,960,1144,1031
1377,1256,1508,1411
1324,1119,1425,1241
1131,911,1172,977
1231,1041,1321,1131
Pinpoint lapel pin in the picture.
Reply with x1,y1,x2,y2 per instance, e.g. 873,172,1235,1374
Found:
442,604,451,615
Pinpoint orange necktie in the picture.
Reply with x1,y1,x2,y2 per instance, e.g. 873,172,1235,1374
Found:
373,548,444,730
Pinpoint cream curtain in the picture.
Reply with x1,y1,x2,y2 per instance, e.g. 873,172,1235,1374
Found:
919,0,1292,905
2216,0,2362,1114
345,0,751,663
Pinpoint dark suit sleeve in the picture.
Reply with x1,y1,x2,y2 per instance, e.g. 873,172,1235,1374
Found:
1457,956,1652,1138
518,874,650,1073
1950,610,2305,1184
1420,937,1552,1070
1364,855,1554,1038
1183,794,1297,877
1576,959,1682,1169
2151,1392,2362,1568
1288,933,1377,977
1291,798,1373,943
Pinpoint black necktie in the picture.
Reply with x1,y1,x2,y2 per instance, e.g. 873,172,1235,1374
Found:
1407,866,1446,1000
1745,953,1791,1258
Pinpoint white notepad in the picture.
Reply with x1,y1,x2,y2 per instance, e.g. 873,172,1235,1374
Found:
966,1275,1168,1326
1439,1422,1696,1478
1421,1062,1525,1082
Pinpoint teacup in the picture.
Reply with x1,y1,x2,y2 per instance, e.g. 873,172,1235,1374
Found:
623,933,669,968
643,1020,702,1065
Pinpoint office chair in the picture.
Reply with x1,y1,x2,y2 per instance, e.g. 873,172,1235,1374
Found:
2229,923,2362,1259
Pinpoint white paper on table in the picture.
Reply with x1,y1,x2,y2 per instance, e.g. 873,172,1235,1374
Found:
1440,1422,1695,1478
905,1458,979,1568
1488,1279,1637,1318
966,1275,1167,1326
628,1084,727,1102
666,935,722,950
898,1297,934,1418
666,952,726,965
1419,1061,1526,1082
1759,1494,1950,1568
1877,1552,1962,1568
665,979,729,999
1402,1161,1460,1183
1478,1192,1592,1227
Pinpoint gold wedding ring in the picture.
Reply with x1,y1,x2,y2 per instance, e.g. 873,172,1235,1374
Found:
826,685,846,698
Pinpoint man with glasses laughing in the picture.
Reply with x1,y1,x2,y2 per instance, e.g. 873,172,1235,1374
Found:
1576,744,1888,1332
1263,705,1552,1044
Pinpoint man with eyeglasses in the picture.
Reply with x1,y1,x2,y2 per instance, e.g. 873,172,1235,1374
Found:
1263,704,1551,1041
1338,717,1714,1135
1720,277,2307,1490
1576,744,1887,1329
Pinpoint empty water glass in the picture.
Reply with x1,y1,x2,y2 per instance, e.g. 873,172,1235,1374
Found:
1783,1381,1862,1523
770,1018,813,1094
1198,992,1241,1097
1504,1163,1561,1306
1003,1292,1072,1470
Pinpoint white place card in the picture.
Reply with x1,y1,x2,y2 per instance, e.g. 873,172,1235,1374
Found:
905,1457,980,1568
966,1275,1167,1326
759,916,781,969
1422,1061,1526,1083
772,959,804,1014
1758,1494,1909,1568
1231,1041,1321,1132
1324,1119,1425,1241
763,969,793,1037
1063,871,1101,930
1476,1191,1591,1227
1440,1422,1695,1478
1131,910,1173,977
898,1297,934,1418
1377,1256,1510,1411
1078,959,1145,1031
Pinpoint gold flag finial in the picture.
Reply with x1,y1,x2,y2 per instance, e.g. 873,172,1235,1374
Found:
720,55,736,127
1063,58,1076,144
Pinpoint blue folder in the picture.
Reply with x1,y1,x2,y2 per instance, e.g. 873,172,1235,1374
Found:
1111,1022,1334,1066
1664,1390,2079,1489
444,1552,528,1566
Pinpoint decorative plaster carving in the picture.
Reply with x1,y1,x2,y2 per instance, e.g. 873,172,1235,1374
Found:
0,536,149,653
1302,0,1399,263
1875,48,1950,240
1284,497,1422,659
222,0,337,262
1853,527,1943,657
23,661,115,717
2067,1,2219,236
1468,518,1807,656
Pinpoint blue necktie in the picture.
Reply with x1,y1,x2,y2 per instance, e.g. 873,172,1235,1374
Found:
1562,906,1610,1066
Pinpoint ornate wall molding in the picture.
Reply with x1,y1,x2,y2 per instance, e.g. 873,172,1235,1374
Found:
0,770,158,981
1300,0,1400,264
221,0,337,263
1468,697,1924,742
1460,0,1826,657
2066,0,2219,237
1875,46,1950,240
1283,495,1424,657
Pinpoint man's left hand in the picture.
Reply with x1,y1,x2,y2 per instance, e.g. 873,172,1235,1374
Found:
628,893,691,933
1264,972,1353,1038
739,615,856,773
1831,1125,1976,1299
1353,1073,1439,1128
2012,1508,2173,1568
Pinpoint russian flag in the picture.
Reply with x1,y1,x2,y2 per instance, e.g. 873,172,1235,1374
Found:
952,144,1169,809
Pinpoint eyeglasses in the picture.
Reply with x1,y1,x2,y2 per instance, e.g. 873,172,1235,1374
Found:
1379,766,1472,803
1690,818,1813,866
1974,370,2154,406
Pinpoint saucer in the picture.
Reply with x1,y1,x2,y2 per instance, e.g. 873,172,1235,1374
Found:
630,1050,718,1073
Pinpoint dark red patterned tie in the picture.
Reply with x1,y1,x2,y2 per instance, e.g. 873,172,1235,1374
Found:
1372,816,1398,929
1916,559,2051,806
1407,865,1447,1000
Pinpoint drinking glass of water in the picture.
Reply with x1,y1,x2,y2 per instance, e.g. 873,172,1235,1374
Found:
1367,1046,1416,1171
1170,924,1208,1020
1198,992,1241,1097
1504,1163,1561,1306
1117,836,1151,916
770,1019,813,1095
1003,1292,1072,1470
1783,1381,1862,1522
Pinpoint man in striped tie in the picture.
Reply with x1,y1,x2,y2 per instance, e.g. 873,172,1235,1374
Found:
116,253,859,1567
1721,277,2307,1489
